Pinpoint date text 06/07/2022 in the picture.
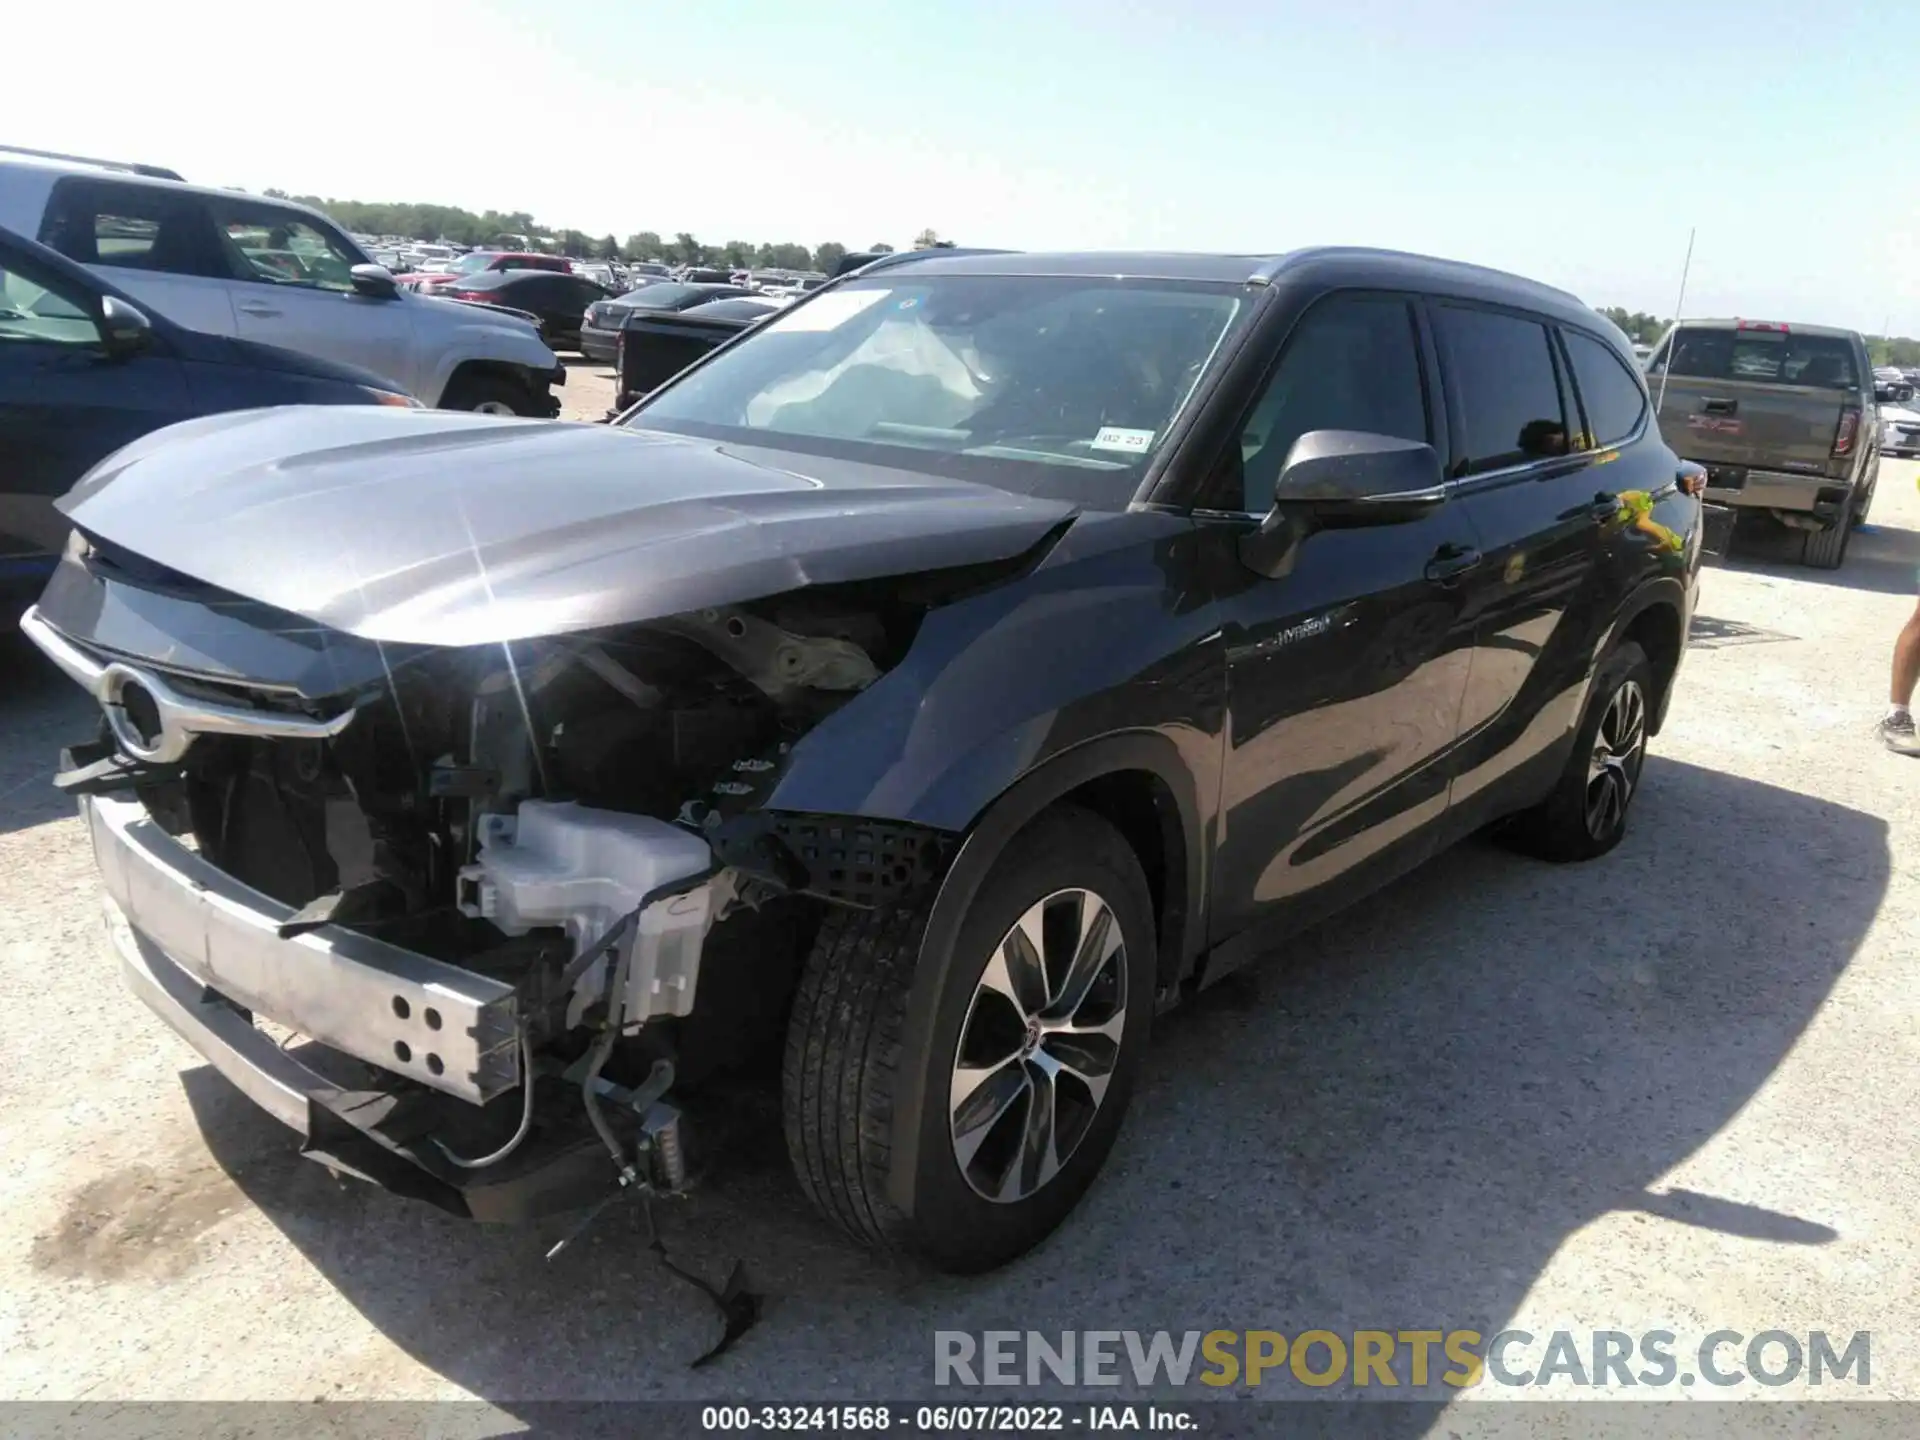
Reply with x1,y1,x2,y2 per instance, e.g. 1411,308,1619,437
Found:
699,1403,1199,1432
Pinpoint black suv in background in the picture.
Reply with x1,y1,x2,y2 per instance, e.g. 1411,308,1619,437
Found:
0,225,413,621
577,281,756,363
24,247,1701,1273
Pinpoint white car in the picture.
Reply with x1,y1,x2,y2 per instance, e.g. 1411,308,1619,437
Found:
1881,402,1920,458
0,148,562,415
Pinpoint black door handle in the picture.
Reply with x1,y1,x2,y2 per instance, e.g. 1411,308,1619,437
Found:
1424,543,1482,585
1590,492,1620,521
1702,398,1738,415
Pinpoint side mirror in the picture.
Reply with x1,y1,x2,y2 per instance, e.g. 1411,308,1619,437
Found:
97,295,154,357
1238,430,1445,579
349,264,399,299
1272,430,1446,522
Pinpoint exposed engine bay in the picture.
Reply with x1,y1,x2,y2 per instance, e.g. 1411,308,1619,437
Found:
38,568,966,1219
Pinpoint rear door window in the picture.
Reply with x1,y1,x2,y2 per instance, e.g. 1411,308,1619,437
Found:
1563,330,1649,447
39,179,228,279
1655,328,1859,390
1434,305,1569,474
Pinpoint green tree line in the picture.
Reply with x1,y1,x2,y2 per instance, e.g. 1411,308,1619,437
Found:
1597,307,1669,346
1870,337,1920,368
261,191,928,273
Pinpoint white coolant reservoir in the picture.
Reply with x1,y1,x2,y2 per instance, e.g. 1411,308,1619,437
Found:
458,801,715,1024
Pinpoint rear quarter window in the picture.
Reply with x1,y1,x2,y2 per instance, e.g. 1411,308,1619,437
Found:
38,179,228,279
1563,330,1649,447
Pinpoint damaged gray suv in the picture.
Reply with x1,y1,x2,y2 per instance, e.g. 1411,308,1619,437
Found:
23,247,1700,1273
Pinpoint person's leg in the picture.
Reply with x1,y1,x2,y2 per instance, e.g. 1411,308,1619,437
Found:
1880,594,1920,754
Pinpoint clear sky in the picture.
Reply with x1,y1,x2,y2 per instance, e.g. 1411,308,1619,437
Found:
8,0,1917,331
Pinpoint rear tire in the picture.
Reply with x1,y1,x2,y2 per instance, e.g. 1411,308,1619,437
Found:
440,372,539,416
1498,641,1652,863
781,806,1154,1273
1803,505,1853,568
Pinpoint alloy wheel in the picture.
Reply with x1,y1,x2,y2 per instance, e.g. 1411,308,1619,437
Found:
1585,678,1647,840
471,400,518,416
948,888,1128,1204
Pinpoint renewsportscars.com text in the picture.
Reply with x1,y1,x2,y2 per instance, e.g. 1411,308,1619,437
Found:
933,1329,1871,1390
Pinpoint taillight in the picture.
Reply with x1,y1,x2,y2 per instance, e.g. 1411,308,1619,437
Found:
1833,405,1860,457
1736,319,1791,333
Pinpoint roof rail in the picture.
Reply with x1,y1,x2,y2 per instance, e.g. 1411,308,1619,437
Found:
835,246,1017,278
0,144,184,182
1246,255,1294,286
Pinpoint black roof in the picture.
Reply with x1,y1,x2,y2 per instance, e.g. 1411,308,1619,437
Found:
864,246,1597,331
610,282,749,306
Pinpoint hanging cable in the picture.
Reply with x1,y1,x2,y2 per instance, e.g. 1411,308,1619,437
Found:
433,1026,537,1169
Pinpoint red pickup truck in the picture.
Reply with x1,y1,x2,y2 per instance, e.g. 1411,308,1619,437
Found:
400,250,572,294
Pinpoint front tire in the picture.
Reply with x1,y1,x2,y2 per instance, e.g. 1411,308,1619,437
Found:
781,806,1154,1273
440,372,540,416
1499,641,1652,862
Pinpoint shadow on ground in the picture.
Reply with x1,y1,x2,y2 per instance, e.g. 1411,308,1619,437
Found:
0,632,93,836
1716,512,1920,597
168,756,1881,1430
1687,613,1799,650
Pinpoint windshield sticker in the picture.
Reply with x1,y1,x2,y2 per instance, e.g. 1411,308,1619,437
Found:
774,288,891,333
1090,426,1155,455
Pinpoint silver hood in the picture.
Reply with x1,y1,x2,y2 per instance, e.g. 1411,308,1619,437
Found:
58,407,1077,646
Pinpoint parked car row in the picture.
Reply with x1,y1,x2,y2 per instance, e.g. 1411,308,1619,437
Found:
396,249,576,293
433,268,617,350
0,222,416,616
578,279,762,362
0,145,574,607
14,239,1705,1274
0,147,564,414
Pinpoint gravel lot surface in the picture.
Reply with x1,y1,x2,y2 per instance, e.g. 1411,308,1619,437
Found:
556,355,616,423
2,453,1918,1429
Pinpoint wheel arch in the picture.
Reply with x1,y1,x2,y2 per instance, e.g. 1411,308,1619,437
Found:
436,358,535,408
882,731,1208,1215
1598,577,1688,736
